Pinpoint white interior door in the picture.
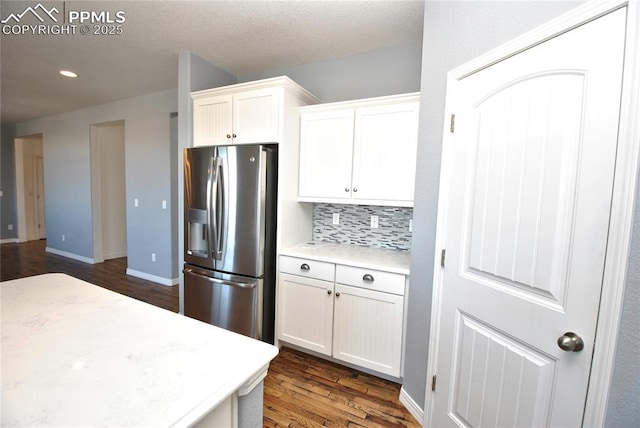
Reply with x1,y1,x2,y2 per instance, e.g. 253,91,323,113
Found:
35,156,46,239
430,8,626,427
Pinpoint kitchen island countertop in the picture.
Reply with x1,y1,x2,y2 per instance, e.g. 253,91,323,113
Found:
280,241,411,275
1,273,278,427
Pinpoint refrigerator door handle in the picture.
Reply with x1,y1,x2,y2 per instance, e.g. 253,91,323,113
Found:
183,267,257,289
207,156,224,260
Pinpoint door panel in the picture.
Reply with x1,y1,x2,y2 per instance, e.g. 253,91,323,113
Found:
432,8,626,427
232,89,280,144
465,73,585,308
352,102,419,202
216,145,266,277
184,266,260,339
298,109,355,199
193,95,232,146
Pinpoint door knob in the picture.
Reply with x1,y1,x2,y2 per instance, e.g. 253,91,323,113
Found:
557,332,584,352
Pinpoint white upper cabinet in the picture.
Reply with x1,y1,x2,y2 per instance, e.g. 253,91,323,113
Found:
232,88,280,144
298,93,420,207
193,94,233,146
192,77,316,147
298,109,355,199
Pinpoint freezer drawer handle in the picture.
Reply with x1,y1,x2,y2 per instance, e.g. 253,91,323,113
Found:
300,263,311,271
183,268,257,289
362,274,375,282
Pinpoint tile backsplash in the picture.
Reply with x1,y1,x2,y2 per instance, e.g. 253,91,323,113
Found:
313,204,413,251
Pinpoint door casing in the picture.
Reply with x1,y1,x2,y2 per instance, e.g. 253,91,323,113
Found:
425,0,640,426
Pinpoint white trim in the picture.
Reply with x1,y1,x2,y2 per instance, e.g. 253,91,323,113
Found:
126,268,177,287
585,0,640,424
0,238,18,244
399,386,424,425
424,1,640,427
46,247,95,264
14,138,26,243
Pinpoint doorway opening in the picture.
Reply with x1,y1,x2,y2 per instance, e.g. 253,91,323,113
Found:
90,120,126,263
14,134,45,242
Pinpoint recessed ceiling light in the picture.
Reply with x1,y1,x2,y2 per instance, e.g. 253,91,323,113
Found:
59,70,78,78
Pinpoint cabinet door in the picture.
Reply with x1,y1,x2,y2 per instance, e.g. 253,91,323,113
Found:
298,110,355,199
193,94,233,146
277,273,334,356
332,284,404,377
232,88,281,144
352,102,419,203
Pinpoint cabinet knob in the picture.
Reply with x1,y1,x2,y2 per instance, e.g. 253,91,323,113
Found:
232,133,237,138
362,274,375,282
327,290,332,295
300,263,310,271
335,292,341,297
353,188,358,193
345,187,350,193
226,134,231,139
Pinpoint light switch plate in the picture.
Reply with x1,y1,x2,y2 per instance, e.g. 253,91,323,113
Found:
332,213,340,225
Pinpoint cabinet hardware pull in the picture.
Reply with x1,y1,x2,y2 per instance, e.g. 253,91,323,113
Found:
353,188,358,192
362,274,375,282
232,133,237,138
345,187,350,192
335,292,341,297
327,290,332,295
300,263,310,271
226,134,231,139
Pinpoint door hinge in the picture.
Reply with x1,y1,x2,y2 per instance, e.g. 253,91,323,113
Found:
450,114,455,133
440,249,446,267
431,374,437,391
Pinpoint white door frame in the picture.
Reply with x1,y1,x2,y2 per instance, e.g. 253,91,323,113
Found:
425,1,640,426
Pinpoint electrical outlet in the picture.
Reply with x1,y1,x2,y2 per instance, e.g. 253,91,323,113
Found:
332,213,340,225
371,215,379,229
162,200,167,210
8,224,13,231
151,253,156,262
62,234,65,242
134,198,139,207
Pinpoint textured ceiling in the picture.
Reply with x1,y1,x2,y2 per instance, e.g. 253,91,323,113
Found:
0,0,424,124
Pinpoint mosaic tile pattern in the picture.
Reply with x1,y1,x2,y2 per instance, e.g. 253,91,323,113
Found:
313,204,413,251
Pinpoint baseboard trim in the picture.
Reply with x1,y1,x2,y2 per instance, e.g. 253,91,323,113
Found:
126,268,177,287
0,238,17,244
46,247,95,264
399,386,424,425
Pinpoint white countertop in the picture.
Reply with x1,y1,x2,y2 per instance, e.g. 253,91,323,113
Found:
1,273,278,427
280,241,411,275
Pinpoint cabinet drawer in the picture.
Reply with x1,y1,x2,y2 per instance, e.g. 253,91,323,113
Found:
335,265,405,295
279,256,335,282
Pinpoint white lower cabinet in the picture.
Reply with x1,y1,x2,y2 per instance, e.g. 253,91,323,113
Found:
278,273,334,356
277,255,406,378
332,284,404,377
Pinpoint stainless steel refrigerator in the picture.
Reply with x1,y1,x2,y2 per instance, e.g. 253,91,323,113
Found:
183,144,277,343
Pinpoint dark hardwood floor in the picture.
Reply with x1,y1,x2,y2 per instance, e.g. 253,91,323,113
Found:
0,239,178,311
1,240,420,427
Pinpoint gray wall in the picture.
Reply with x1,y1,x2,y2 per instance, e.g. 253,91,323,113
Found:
239,43,422,103
1,123,17,241
403,0,586,415
14,90,178,280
